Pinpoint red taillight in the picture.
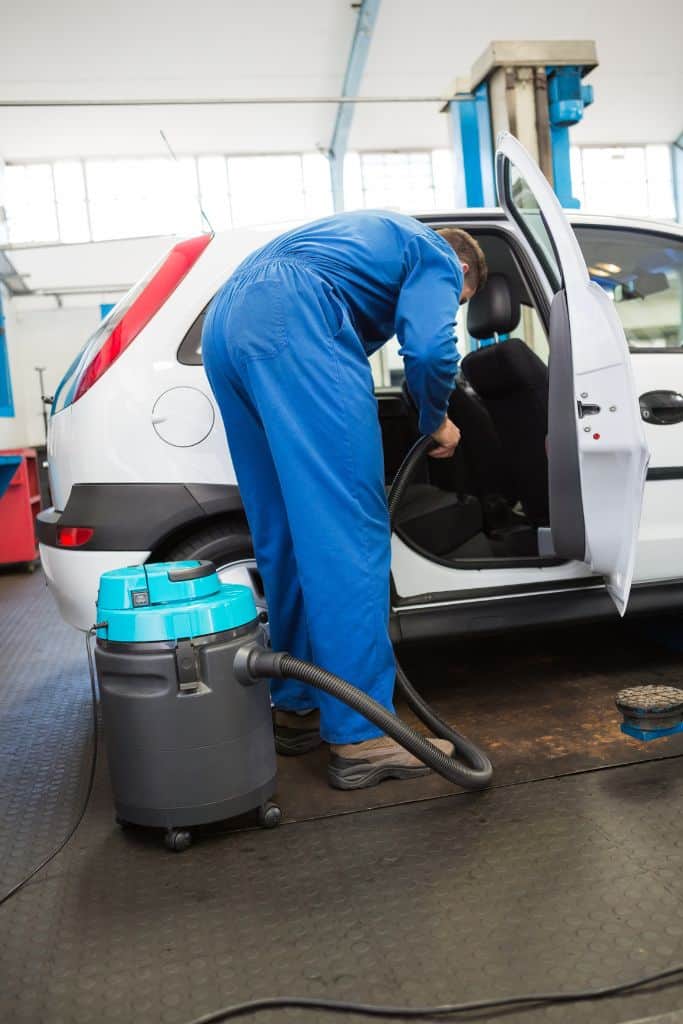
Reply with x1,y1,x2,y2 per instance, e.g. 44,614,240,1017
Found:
57,527,94,548
73,234,212,402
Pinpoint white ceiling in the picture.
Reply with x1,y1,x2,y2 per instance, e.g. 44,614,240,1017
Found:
1,0,681,162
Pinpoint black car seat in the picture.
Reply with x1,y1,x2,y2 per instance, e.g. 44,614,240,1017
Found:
461,274,550,527
400,378,515,514
392,484,486,557
393,380,503,559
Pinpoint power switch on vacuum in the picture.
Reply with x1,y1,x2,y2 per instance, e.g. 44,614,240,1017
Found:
175,640,200,694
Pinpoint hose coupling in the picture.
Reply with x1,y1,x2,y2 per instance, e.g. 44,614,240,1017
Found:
234,642,289,685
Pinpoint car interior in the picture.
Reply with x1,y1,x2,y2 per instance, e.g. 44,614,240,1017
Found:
382,229,562,569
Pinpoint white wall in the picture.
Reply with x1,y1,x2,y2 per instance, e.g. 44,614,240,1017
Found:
0,295,101,449
0,234,174,450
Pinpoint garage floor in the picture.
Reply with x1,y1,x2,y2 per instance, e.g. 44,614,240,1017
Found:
3,568,683,1024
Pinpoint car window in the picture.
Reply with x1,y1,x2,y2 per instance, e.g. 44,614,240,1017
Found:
574,226,683,352
503,160,563,294
178,307,206,365
512,303,549,364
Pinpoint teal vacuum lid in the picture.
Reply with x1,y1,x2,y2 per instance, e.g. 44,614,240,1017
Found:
96,560,258,642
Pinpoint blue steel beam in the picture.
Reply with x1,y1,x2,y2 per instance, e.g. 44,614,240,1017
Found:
329,0,382,211
0,287,15,418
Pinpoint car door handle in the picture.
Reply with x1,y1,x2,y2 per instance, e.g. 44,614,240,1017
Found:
577,401,601,418
639,390,683,425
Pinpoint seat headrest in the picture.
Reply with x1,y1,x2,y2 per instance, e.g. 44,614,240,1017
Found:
467,273,521,339
461,339,547,400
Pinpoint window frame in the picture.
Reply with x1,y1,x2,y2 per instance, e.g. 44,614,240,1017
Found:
501,159,564,296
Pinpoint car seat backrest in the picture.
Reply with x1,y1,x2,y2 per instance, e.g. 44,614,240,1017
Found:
461,337,548,402
462,275,550,525
467,272,521,341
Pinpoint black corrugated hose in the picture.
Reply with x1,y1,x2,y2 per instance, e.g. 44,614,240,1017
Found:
238,434,493,790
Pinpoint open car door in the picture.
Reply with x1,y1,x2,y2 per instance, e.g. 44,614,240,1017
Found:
496,132,650,615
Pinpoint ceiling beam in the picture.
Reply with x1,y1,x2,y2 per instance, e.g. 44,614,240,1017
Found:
0,93,440,109
329,0,382,211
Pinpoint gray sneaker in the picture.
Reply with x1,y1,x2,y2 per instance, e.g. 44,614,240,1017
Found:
328,735,454,790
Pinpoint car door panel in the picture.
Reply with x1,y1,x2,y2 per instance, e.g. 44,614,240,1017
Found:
496,132,650,614
572,224,683,588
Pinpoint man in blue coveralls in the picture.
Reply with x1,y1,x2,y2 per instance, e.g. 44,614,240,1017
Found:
202,211,488,790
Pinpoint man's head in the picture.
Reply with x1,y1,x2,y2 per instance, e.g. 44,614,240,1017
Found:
435,227,488,303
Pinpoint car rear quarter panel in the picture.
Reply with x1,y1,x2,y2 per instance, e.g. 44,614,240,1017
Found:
47,232,280,505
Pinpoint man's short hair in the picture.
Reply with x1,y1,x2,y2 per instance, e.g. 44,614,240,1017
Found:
435,227,488,294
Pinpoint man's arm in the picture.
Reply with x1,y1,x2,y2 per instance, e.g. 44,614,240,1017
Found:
394,233,463,441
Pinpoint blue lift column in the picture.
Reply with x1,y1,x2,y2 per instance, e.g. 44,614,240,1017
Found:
546,65,594,209
458,41,598,208
444,79,497,348
445,43,598,353
445,82,496,210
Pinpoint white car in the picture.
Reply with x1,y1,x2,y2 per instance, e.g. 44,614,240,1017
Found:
39,135,683,640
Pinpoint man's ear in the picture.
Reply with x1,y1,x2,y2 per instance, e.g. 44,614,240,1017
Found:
461,261,470,276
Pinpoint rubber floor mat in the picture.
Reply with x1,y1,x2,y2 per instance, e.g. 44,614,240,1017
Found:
6,570,683,1024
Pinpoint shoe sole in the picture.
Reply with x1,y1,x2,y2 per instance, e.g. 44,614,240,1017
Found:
327,761,431,790
274,730,323,757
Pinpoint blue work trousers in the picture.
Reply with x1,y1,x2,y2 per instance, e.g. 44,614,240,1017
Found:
202,259,396,744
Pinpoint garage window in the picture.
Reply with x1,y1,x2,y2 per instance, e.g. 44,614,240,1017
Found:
571,146,676,221
343,150,455,212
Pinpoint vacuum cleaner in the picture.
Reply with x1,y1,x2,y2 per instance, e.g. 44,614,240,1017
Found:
94,436,492,850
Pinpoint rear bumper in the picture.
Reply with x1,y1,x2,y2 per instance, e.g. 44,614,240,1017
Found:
37,482,243,631
36,482,243,551
39,542,150,631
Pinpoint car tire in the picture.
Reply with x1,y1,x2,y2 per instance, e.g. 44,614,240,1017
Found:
157,516,266,610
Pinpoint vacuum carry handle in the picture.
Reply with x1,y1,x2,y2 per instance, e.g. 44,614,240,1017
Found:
167,560,216,583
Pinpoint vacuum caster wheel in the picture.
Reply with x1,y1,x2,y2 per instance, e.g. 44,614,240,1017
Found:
164,828,193,852
258,802,282,829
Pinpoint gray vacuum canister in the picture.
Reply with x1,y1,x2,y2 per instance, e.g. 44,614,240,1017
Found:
94,560,278,847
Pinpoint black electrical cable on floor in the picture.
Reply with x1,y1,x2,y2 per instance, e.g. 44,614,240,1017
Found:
0,628,100,908
184,961,683,1022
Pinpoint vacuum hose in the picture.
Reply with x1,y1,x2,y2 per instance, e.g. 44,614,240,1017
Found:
388,435,493,788
236,433,493,790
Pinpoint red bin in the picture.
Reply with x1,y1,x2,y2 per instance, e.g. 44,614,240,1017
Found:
0,448,41,567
